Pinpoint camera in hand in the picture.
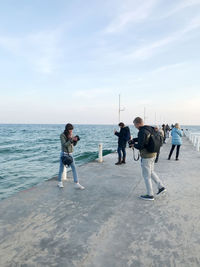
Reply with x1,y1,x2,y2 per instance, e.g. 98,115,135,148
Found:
75,135,80,141
73,135,80,146
128,139,135,148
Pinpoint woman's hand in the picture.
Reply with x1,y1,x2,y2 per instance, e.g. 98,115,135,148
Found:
73,136,78,142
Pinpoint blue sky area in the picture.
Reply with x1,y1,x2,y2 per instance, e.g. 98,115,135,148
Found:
0,0,200,125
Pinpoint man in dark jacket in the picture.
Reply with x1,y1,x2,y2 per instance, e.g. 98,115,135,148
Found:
114,122,131,165
162,124,166,143
131,117,166,201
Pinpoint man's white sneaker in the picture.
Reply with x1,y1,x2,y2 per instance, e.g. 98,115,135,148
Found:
57,182,64,188
74,183,85,190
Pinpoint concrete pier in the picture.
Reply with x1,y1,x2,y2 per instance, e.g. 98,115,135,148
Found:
0,137,200,267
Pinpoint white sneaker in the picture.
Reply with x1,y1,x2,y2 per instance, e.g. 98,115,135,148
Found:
74,183,85,190
57,182,64,188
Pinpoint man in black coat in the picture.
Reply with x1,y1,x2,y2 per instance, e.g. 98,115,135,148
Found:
114,122,131,165
131,117,166,200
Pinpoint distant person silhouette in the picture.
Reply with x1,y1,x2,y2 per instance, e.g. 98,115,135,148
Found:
154,125,164,163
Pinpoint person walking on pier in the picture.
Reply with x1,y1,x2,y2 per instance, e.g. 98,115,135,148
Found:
168,123,183,161
58,123,85,189
114,122,131,165
154,125,164,163
131,117,166,201
166,124,171,138
162,124,167,143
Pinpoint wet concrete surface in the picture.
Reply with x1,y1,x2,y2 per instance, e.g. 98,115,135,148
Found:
0,137,200,267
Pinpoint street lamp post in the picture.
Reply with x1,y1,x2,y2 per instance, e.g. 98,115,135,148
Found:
118,94,125,123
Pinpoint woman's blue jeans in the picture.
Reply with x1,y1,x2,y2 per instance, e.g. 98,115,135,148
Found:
58,152,78,183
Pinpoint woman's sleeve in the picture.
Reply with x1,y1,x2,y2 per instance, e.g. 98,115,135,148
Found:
115,132,120,137
176,129,183,137
60,135,73,149
179,130,184,137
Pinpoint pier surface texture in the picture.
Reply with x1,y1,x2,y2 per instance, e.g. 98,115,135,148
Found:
0,137,200,267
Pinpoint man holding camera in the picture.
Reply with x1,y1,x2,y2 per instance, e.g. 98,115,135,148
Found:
130,117,166,201
114,122,131,165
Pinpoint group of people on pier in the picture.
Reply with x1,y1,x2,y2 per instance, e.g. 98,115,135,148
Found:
57,118,183,201
114,117,183,200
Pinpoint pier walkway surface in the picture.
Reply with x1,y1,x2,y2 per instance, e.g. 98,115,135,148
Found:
0,137,200,267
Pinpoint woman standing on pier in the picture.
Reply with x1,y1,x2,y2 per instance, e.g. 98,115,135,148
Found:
58,123,85,189
168,123,183,161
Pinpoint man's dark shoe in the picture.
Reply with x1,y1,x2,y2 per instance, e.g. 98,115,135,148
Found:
140,195,154,201
115,161,122,165
157,187,166,195
175,158,179,161
121,160,126,164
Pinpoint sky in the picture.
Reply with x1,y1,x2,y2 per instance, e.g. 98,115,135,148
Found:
0,0,200,125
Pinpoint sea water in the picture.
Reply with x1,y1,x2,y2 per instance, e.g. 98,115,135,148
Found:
0,124,199,200
0,124,137,200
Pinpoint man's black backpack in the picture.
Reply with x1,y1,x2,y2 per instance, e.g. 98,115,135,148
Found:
146,128,163,153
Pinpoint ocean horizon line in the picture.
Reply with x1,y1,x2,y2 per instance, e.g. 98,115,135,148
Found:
0,123,200,127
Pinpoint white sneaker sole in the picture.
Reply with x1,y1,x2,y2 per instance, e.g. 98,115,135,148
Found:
139,196,154,201
75,186,85,190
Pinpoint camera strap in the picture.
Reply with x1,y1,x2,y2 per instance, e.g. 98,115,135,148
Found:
132,147,140,161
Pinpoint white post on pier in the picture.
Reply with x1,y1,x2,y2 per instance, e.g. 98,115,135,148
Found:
186,131,200,152
189,132,192,141
62,166,67,181
196,137,200,152
98,143,103,163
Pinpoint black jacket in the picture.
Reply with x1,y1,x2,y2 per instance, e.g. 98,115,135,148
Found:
133,125,154,150
115,126,130,147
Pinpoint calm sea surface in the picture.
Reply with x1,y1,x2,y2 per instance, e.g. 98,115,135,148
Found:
0,124,199,200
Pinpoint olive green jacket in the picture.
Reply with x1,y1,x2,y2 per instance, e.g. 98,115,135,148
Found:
60,133,74,153
140,148,157,159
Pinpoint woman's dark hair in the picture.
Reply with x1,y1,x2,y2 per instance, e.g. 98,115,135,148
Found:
118,122,125,127
64,123,74,138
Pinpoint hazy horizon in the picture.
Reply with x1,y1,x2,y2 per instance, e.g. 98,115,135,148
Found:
0,123,200,127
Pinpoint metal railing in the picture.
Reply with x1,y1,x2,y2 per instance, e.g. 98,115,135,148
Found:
184,130,200,152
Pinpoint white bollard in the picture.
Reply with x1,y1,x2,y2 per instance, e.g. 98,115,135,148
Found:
189,132,192,142
192,134,195,145
194,135,198,146
62,165,67,180
193,135,196,146
196,137,200,152
98,143,103,163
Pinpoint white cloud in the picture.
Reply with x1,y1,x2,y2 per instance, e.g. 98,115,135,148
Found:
73,88,112,100
126,16,200,61
0,29,62,74
151,62,186,74
104,0,158,33
162,0,200,19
